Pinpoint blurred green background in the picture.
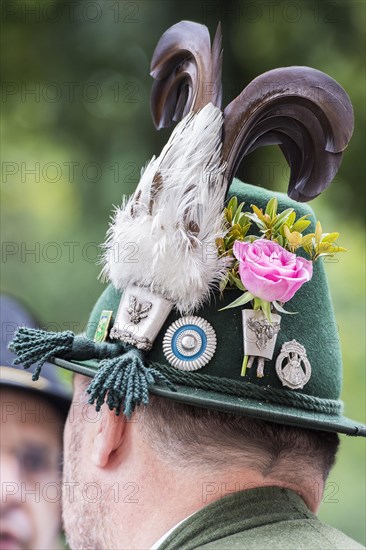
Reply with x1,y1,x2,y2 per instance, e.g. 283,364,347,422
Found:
1,0,365,543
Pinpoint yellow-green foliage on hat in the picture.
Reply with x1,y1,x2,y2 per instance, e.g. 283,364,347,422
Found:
10,21,365,436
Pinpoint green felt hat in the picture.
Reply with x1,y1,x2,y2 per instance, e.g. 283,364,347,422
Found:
52,179,365,436
9,22,365,436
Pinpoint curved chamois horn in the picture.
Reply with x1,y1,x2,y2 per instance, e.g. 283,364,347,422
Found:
222,67,354,202
150,21,223,129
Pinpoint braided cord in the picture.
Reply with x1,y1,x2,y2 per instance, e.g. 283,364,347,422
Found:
149,362,343,416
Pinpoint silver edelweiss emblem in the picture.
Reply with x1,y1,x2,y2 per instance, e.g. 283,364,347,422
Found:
127,295,152,324
242,309,281,378
247,318,281,350
275,340,312,390
109,285,172,351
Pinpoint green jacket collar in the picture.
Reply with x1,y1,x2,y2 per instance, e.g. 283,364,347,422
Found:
159,486,313,549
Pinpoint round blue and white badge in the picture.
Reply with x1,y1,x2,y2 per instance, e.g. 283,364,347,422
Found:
163,316,216,371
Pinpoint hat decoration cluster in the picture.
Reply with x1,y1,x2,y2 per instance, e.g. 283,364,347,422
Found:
9,21,353,417
217,196,346,381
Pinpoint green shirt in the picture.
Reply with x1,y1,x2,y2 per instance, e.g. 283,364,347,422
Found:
159,487,363,550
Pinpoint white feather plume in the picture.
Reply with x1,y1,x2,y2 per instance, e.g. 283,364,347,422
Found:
101,103,229,313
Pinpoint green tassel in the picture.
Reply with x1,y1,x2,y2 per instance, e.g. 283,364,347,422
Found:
10,328,176,416
86,348,176,417
9,328,75,381
9,327,125,381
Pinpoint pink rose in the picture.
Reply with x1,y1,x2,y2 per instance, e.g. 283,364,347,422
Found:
233,239,313,303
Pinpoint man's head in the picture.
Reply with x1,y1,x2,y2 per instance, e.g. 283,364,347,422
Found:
0,389,64,550
62,372,340,549
0,295,70,550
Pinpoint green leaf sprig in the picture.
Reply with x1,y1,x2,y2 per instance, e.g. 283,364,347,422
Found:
300,221,347,260
216,196,251,292
217,196,347,316
246,197,296,241
246,198,346,259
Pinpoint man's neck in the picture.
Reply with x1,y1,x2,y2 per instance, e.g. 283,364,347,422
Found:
107,461,319,549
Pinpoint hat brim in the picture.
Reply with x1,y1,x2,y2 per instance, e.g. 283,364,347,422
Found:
54,358,365,437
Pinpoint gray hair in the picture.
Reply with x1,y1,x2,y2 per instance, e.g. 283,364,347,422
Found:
139,396,339,483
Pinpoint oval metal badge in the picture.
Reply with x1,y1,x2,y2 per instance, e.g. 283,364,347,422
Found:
275,339,312,390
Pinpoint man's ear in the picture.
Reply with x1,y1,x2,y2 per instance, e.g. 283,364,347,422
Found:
92,406,126,468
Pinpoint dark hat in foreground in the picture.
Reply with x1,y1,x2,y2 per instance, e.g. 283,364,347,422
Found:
9,21,365,436
1,294,71,417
